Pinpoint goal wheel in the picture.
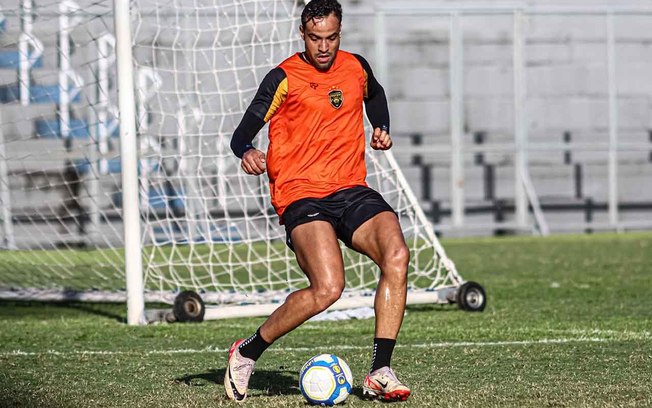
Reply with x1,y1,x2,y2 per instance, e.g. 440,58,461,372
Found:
173,290,205,322
456,281,487,312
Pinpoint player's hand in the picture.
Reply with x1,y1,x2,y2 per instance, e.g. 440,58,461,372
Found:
370,127,392,150
241,148,267,175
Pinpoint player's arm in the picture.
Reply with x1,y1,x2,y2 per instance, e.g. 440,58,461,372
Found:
230,67,288,174
353,54,392,151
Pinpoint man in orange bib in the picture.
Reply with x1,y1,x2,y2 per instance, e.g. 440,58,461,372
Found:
226,0,410,402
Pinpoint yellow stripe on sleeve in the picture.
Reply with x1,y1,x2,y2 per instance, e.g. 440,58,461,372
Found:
264,77,289,122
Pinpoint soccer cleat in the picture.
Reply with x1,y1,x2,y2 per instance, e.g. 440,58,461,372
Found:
362,366,411,402
224,339,256,402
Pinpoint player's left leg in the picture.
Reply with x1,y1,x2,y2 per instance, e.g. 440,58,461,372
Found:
350,211,411,401
351,211,408,340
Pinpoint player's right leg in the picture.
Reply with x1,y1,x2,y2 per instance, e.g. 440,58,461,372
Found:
225,220,345,401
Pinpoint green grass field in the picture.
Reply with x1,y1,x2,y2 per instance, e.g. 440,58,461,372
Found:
1,232,651,407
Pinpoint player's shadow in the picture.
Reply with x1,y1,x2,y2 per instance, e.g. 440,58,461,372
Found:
174,368,301,396
0,299,126,323
349,386,367,400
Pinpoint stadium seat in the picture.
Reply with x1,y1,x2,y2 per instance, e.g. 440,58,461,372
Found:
0,83,82,104
35,119,90,139
0,50,43,69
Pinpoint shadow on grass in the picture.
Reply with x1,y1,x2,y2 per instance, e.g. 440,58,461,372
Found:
174,367,301,397
0,300,126,323
175,369,382,402
350,385,371,401
405,303,460,314
0,299,462,327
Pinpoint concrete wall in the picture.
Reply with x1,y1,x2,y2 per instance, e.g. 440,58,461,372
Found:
337,0,652,232
1,0,650,243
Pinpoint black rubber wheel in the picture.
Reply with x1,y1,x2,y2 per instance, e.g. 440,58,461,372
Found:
456,281,487,312
173,290,205,322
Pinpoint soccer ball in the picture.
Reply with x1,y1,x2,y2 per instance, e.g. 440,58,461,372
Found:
299,354,353,406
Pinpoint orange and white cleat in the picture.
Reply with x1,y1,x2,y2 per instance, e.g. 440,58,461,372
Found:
224,339,255,402
362,366,411,402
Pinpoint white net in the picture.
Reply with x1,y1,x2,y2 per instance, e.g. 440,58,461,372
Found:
0,0,126,295
0,0,463,312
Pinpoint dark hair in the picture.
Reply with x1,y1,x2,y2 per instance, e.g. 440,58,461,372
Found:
301,0,342,28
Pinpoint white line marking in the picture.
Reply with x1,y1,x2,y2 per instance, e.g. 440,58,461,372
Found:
0,336,632,358
551,329,651,339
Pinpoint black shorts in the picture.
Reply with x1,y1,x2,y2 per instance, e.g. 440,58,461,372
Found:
282,185,395,251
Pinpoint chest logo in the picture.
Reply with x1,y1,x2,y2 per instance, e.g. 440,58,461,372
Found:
328,89,343,109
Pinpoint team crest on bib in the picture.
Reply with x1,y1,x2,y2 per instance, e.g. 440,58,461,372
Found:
328,89,343,109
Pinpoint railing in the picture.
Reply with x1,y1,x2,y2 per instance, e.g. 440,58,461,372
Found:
369,3,652,234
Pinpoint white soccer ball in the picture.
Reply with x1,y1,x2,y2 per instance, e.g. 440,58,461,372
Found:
299,354,353,406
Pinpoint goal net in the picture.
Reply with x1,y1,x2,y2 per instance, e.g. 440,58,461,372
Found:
0,0,466,321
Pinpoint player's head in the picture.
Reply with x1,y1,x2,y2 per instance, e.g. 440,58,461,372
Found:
300,0,342,72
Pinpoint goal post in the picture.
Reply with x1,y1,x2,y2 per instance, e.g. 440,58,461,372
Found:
0,0,485,325
114,0,145,326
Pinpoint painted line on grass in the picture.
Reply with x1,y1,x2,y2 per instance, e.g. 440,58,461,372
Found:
552,328,651,339
0,336,627,358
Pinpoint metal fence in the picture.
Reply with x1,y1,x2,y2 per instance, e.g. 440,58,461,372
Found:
367,3,652,235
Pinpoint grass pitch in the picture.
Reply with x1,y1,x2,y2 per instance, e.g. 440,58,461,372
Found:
1,232,651,407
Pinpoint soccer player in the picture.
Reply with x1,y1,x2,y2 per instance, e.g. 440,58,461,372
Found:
226,0,410,402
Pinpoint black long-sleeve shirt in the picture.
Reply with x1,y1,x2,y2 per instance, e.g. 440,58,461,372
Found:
230,52,389,158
